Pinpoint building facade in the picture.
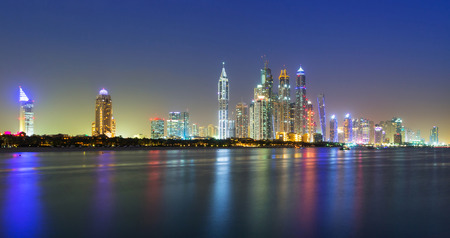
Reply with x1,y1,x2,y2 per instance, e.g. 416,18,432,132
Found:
329,115,338,142
166,112,189,139
218,62,229,139
92,88,116,137
294,66,306,135
276,69,291,134
317,93,326,141
19,87,34,135
150,118,165,139
430,126,439,144
343,114,353,143
235,102,249,138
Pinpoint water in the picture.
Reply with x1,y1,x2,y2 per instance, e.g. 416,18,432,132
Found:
0,148,449,238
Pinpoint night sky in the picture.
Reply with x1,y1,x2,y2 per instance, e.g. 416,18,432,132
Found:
0,0,449,142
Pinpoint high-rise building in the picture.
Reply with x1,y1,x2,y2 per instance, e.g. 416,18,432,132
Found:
430,126,439,145
343,114,353,143
207,124,216,138
249,62,274,140
276,69,291,133
19,87,34,135
92,88,116,137
374,125,383,145
235,102,249,138
191,123,199,137
150,118,165,139
294,66,306,135
305,101,315,142
317,93,326,141
218,62,229,139
199,126,207,137
329,115,338,142
228,120,235,138
166,112,189,139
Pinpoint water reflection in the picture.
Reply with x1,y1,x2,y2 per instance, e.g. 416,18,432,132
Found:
1,153,44,238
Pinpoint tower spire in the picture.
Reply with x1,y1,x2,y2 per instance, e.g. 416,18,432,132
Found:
221,62,227,78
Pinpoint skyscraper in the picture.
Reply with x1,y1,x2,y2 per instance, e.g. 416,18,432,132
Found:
329,115,338,142
19,87,34,136
249,62,274,140
294,66,306,135
343,114,353,143
430,126,439,144
150,118,165,139
317,93,326,141
218,62,229,139
276,69,291,134
306,100,315,142
166,112,189,139
235,102,249,138
374,125,383,145
92,88,116,137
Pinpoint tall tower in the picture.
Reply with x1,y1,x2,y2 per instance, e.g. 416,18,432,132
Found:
19,87,34,135
306,100,315,142
260,62,274,139
167,112,190,139
329,115,338,142
430,126,439,145
218,62,229,139
235,102,249,138
317,93,326,141
277,69,290,133
92,88,116,137
343,114,353,143
295,66,306,135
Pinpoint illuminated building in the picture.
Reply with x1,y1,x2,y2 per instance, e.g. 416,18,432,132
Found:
249,62,274,140
218,62,229,139
235,102,249,138
317,93,326,141
92,88,116,137
166,112,189,139
289,102,295,133
207,124,216,138
329,115,338,142
191,123,199,137
305,101,315,142
199,126,207,137
352,118,360,143
313,133,323,142
228,120,235,138
19,87,34,135
394,133,402,144
374,125,383,145
430,126,438,144
369,120,375,144
150,118,165,139
294,66,306,135
275,69,291,134
343,114,353,143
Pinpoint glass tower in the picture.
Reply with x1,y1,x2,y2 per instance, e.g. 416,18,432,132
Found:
317,93,326,141
295,66,306,135
218,62,229,139
19,87,34,135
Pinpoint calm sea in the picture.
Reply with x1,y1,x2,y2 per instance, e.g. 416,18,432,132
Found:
0,148,449,238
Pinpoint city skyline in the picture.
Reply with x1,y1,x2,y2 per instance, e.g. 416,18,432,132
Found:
0,1,449,142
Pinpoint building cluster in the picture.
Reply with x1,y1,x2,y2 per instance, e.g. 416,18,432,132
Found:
2,65,442,146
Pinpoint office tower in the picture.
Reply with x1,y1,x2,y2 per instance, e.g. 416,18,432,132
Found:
249,62,274,140
288,102,295,133
355,118,371,144
369,120,375,144
305,101,315,142
191,123,199,137
199,126,206,137
218,62,229,139
207,124,215,138
343,114,353,143
235,102,249,138
352,118,360,143
19,87,34,135
150,118,165,139
294,66,306,135
92,88,116,137
276,69,291,134
166,112,189,139
379,120,395,143
329,115,338,142
228,120,235,138
317,93,326,141
337,127,344,143
430,126,439,144
374,125,383,145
